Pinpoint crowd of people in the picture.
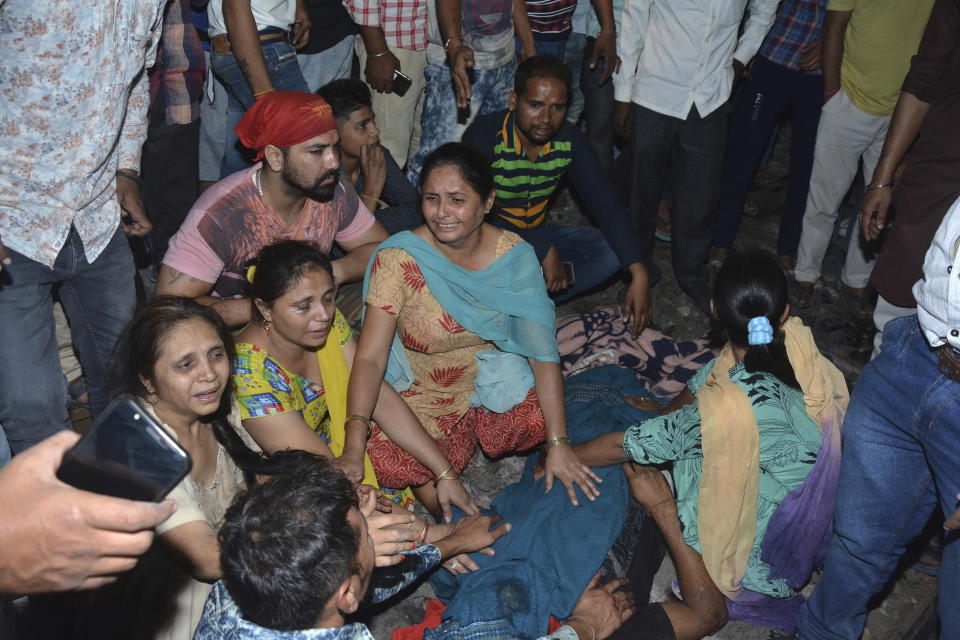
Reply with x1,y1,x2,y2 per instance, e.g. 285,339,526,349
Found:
0,0,959,639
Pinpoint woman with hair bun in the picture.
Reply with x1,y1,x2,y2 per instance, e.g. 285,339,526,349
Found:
573,250,848,630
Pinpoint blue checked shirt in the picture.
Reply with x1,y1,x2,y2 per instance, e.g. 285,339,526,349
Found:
758,0,828,73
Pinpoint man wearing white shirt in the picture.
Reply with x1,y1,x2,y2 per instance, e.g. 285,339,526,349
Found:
611,0,777,311
795,196,960,640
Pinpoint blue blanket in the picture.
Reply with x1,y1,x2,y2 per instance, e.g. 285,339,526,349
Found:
427,366,660,640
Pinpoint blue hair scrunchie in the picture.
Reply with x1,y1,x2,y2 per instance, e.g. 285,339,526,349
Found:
747,316,774,346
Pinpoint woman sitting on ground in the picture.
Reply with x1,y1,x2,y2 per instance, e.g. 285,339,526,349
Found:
346,142,598,517
114,297,444,639
573,251,847,629
233,240,478,520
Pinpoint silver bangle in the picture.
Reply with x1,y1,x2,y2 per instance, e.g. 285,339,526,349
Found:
368,49,390,58
866,182,895,192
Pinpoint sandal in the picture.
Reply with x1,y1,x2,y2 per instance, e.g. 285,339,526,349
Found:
792,280,814,308
655,198,672,243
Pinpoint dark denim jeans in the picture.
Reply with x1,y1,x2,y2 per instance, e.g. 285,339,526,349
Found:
580,37,615,177
628,103,728,307
212,38,309,178
712,56,823,256
0,227,136,454
798,315,960,639
512,225,621,302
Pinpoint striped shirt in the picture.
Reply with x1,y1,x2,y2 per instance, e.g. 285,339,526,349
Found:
526,0,579,39
462,109,643,268
486,112,573,228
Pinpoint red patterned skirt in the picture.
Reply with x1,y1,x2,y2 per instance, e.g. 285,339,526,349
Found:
367,387,546,488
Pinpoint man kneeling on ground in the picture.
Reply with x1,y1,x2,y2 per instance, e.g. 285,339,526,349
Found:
461,55,652,337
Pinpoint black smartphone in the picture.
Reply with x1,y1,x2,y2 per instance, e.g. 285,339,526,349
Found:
392,69,413,97
57,395,192,502
562,261,576,285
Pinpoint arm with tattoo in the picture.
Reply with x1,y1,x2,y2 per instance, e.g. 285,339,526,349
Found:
156,264,253,328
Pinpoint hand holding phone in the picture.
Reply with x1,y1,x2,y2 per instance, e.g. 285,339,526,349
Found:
57,395,192,502
392,69,413,97
0,431,175,593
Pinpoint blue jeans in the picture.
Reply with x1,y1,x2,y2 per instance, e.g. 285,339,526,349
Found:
580,37,615,176
0,227,136,454
297,35,354,93
797,315,960,639
562,32,586,124
511,225,620,302
407,58,516,183
212,38,309,178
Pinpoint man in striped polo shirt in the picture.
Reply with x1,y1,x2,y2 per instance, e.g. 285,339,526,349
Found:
462,56,651,336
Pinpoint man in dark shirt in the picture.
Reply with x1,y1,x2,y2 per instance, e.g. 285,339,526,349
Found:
462,56,651,336
858,0,960,354
319,78,423,235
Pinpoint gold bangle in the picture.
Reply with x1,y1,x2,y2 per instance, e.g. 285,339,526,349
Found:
545,437,571,449
434,465,459,485
346,415,373,439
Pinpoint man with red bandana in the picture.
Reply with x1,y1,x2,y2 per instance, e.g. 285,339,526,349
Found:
158,91,389,327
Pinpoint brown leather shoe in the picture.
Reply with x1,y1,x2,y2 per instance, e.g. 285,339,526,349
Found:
840,284,875,319
792,280,814,308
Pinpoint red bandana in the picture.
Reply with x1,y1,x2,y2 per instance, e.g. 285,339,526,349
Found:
234,91,337,161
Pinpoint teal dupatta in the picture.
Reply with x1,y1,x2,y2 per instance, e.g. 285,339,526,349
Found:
360,231,559,393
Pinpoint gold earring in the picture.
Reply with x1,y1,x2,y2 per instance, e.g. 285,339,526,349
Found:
263,320,272,334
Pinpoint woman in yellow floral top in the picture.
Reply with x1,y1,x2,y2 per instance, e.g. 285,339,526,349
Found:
232,240,478,518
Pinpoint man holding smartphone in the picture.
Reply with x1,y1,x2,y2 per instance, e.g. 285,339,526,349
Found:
344,0,429,169
0,431,175,594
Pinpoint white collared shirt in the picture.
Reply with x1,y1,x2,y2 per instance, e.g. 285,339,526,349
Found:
915,196,960,350
612,0,779,119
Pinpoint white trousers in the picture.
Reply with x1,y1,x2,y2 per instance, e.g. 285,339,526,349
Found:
795,88,890,288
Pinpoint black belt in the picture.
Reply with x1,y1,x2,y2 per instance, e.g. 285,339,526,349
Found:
935,345,960,382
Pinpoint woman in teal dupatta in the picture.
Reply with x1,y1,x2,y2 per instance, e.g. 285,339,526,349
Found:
346,143,600,527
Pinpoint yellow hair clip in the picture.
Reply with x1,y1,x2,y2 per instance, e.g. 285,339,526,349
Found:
246,265,256,284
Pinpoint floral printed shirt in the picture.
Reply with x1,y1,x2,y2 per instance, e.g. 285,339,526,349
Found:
623,358,822,598
0,0,166,268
